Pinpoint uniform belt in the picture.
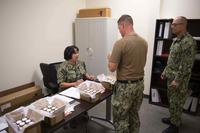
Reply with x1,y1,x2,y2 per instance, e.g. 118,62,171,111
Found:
117,78,143,84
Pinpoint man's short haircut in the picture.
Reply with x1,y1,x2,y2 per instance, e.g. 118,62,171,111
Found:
64,45,79,60
179,16,188,25
175,16,188,26
118,14,133,25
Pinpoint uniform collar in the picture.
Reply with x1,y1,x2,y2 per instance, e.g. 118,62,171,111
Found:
126,31,137,36
174,32,188,42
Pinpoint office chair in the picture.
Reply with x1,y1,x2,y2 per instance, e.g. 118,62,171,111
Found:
40,62,62,95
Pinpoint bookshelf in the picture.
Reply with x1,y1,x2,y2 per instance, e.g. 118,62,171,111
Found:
149,19,200,114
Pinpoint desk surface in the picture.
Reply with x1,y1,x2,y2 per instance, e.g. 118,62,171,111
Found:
43,89,113,133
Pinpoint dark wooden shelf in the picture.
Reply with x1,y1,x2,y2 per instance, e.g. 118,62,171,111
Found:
150,19,200,109
155,37,173,41
154,55,169,58
150,87,167,91
190,76,200,81
149,101,168,108
152,71,162,75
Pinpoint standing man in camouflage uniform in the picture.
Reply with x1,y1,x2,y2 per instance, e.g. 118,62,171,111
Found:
108,14,148,133
161,16,197,133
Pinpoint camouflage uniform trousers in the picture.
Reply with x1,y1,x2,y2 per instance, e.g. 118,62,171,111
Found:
167,78,190,127
112,80,144,133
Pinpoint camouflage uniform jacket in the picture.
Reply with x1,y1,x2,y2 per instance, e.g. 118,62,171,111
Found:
57,60,86,85
163,33,197,82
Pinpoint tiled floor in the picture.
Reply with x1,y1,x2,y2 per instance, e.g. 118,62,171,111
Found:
55,98,200,133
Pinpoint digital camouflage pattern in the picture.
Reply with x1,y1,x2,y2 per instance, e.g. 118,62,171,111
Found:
57,60,86,85
162,33,197,126
112,80,144,133
167,78,190,126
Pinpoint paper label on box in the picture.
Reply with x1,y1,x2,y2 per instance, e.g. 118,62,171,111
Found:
0,102,11,112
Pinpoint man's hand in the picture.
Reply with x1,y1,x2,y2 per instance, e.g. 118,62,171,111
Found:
107,53,118,72
169,80,179,88
160,72,166,80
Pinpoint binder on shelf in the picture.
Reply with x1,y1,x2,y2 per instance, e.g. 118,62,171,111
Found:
190,97,198,113
195,54,200,60
156,41,163,56
158,22,164,38
183,96,193,110
151,88,161,103
193,36,200,41
163,22,171,38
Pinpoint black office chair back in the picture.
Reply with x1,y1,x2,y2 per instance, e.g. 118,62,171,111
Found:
40,62,62,94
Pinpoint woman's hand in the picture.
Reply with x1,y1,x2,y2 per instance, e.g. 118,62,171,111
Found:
85,73,96,80
75,79,84,86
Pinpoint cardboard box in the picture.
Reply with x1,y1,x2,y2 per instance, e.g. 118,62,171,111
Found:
31,97,65,126
0,83,43,115
78,8,111,18
78,80,105,103
5,107,43,133
44,112,64,126
80,92,101,103
101,82,113,90
8,122,41,133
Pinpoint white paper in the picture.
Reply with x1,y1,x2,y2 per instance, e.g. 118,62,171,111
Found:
97,74,116,84
51,94,74,103
0,117,8,131
0,130,8,133
59,87,80,99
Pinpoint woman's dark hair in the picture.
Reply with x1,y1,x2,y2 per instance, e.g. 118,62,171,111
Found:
64,45,79,60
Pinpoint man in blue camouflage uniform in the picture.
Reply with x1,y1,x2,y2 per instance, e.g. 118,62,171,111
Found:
161,16,197,133
108,15,148,133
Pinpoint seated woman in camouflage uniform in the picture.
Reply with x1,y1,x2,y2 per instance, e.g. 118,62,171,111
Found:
57,45,94,90
57,45,94,128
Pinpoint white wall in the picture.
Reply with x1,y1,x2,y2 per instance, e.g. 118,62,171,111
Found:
1,0,199,95
86,0,200,95
160,0,200,18
0,0,85,92
86,0,161,95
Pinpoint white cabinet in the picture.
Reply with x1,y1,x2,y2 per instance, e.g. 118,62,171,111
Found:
75,18,118,76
